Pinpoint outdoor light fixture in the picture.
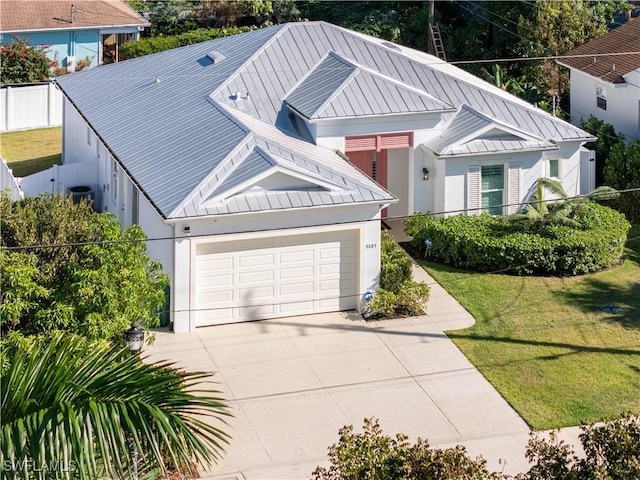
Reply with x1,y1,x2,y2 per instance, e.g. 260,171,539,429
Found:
422,167,429,181
124,323,144,355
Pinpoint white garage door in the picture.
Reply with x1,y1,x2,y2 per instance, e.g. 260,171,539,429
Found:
195,230,357,326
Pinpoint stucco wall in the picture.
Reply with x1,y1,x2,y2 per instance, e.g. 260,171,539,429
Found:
2,30,100,68
569,69,640,140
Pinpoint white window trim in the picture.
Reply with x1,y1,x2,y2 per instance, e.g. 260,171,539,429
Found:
546,158,563,180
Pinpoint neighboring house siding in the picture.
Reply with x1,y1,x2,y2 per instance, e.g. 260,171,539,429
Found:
2,30,100,68
569,69,640,140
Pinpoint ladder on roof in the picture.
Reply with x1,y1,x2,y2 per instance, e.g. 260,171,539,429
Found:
429,23,447,61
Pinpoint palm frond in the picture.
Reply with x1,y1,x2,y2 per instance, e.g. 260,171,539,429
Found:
1,333,230,479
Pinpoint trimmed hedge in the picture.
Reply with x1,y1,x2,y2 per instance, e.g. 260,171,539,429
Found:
119,27,254,59
380,230,412,292
404,203,630,276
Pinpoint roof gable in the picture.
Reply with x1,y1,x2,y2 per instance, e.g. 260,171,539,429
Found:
424,104,558,157
284,51,453,119
0,0,149,32
558,18,640,83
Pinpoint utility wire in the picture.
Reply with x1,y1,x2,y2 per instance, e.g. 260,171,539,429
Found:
2,187,640,252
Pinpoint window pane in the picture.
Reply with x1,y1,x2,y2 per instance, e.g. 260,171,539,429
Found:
482,191,503,215
549,159,559,178
481,165,503,191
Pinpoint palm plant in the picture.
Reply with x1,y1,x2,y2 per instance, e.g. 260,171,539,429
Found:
515,178,618,227
1,332,230,479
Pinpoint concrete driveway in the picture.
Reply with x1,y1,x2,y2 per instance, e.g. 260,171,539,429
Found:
145,300,530,478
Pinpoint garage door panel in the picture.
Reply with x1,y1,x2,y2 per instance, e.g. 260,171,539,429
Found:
239,253,275,268
279,249,314,264
199,273,235,288
319,262,353,276
279,265,314,279
239,270,273,283
199,257,234,271
195,230,358,327
239,285,274,300
198,289,234,303
279,281,315,296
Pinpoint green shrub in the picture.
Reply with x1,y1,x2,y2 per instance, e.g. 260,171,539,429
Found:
119,26,254,59
404,203,629,276
370,281,430,318
369,289,398,317
380,230,412,293
312,417,504,480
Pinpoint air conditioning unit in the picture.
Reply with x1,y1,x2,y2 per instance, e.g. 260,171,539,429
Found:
67,185,95,207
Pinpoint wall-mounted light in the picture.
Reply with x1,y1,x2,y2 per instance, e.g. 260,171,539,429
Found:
183,225,190,236
422,168,429,181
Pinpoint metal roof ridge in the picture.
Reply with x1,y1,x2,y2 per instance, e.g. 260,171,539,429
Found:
209,23,291,99
311,53,454,116
167,132,255,218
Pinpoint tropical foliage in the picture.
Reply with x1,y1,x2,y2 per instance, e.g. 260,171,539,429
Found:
0,332,229,479
0,35,54,85
0,193,167,341
119,26,253,59
404,202,630,276
314,415,640,480
580,116,640,224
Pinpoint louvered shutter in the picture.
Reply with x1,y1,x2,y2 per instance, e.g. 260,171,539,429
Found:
345,132,413,152
345,135,377,152
507,163,521,214
379,132,413,149
467,166,481,215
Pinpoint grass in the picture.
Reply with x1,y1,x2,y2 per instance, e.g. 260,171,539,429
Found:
0,127,62,177
419,227,640,430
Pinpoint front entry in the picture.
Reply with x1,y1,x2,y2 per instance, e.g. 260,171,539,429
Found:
347,150,388,188
345,132,413,219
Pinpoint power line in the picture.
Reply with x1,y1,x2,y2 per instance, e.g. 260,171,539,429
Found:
2,187,640,252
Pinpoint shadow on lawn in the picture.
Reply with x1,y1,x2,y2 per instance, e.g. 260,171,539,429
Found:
552,242,640,329
8,154,61,177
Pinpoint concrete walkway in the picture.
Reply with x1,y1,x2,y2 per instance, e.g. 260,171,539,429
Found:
143,221,583,478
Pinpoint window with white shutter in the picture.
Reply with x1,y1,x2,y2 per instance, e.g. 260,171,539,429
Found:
467,166,481,215
507,163,520,214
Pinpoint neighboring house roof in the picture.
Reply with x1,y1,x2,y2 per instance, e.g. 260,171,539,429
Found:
558,17,640,83
0,0,149,33
424,104,559,157
55,22,591,220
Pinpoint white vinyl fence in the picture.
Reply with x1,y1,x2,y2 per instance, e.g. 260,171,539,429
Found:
0,155,24,200
0,82,63,132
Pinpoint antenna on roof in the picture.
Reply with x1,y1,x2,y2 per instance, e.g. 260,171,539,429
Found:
70,3,75,23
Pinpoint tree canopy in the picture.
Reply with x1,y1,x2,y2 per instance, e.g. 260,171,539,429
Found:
0,193,167,341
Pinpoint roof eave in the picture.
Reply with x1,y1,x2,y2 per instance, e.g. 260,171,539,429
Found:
1,22,149,34
164,196,398,222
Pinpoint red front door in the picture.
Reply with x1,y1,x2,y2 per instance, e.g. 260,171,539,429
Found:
347,149,388,217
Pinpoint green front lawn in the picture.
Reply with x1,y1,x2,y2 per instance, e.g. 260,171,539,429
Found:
421,227,640,430
0,127,62,177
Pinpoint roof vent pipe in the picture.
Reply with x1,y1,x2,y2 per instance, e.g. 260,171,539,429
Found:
612,64,616,71
155,76,160,83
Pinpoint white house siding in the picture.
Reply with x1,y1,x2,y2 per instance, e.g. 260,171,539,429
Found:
569,69,640,140
169,204,381,333
442,151,543,216
62,98,98,166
